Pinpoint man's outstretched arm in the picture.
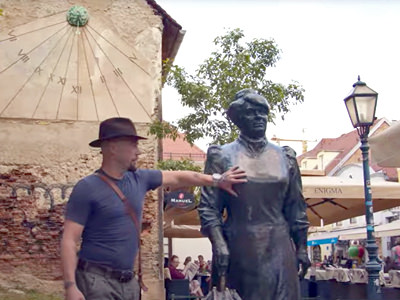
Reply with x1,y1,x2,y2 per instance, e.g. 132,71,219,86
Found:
161,166,246,196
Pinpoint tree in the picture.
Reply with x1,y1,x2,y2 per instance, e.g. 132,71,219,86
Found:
156,158,202,173
151,28,305,145
157,158,202,205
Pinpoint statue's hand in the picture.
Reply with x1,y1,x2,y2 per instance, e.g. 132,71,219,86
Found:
297,251,311,279
214,243,230,277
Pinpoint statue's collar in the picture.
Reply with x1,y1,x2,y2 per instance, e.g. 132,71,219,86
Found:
238,134,268,156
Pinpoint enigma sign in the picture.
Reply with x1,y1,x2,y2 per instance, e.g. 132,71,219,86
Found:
314,187,343,195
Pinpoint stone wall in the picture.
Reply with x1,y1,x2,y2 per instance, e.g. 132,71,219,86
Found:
0,0,165,299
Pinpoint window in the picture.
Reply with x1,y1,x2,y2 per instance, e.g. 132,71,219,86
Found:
350,217,357,224
336,221,342,226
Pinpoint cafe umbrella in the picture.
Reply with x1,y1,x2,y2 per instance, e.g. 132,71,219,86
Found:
302,176,400,226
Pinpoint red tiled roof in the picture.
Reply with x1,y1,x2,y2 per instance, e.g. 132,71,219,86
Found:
162,133,206,162
297,129,359,175
372,163,398,181
297,119,398,181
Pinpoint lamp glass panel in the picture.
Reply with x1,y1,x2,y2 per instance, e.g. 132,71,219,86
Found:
354,95,377,124
353,84,377,95
345,97,358,127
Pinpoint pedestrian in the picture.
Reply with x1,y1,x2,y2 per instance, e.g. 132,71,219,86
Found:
391,238,400,270
61,117,246,300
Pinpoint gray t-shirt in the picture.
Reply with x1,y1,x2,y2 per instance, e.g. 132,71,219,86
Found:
65,169,162,270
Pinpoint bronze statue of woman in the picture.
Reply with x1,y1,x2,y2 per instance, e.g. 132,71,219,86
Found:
199,89,311,300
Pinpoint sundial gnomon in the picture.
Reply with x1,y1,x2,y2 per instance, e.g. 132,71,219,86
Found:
0,7,153,122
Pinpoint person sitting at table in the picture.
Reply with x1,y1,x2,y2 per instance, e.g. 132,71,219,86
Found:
344,258,353,269
168,255,185,279
384,256,394,273
391,238,400,270
168,255,204,297
183,256,192,267
198,254,208,274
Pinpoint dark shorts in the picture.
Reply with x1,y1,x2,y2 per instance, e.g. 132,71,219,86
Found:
76,268,140,300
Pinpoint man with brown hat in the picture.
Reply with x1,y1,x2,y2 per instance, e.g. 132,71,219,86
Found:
61,117,246,300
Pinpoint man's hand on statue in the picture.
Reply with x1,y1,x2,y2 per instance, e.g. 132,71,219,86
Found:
218,166,247,197
215,244,230,276
297,251,311,279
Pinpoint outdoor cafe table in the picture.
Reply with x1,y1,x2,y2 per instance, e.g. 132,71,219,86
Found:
305,267,385,284
302,267,394,300
389,270,400,288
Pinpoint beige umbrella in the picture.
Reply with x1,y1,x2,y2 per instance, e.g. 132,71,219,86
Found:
369,121,400,168
303,176,400,226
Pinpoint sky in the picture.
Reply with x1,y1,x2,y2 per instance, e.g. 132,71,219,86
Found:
156,0,400,153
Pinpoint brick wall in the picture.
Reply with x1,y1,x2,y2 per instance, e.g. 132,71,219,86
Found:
0,163,161,282
0,169,67,280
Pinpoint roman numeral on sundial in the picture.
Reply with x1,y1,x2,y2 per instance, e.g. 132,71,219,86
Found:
18,49,29,63
8,30,17,42
71,85,82,94
113,68,123,77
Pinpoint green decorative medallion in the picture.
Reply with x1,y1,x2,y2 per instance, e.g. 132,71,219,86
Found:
66,6,89,27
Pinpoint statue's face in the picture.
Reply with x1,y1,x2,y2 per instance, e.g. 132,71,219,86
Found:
237,100,268,139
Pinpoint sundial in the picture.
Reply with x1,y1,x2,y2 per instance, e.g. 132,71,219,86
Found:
0,6,154,122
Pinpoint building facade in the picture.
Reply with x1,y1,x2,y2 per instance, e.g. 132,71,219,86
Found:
301,119,400,261
0,1,183,299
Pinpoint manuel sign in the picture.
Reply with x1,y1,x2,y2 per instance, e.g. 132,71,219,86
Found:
164,191,195,210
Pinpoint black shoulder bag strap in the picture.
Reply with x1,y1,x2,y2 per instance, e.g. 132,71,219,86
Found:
95,173,148,292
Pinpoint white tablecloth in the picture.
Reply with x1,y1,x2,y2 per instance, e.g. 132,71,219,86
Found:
389,270,400,288
305,267,385,285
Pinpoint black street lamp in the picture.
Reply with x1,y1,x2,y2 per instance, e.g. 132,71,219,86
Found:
344,76,381,299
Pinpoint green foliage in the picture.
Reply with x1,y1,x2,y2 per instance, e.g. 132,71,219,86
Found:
0,8,3,16
157,158,202,173
157,159,202,203
151,28,305,145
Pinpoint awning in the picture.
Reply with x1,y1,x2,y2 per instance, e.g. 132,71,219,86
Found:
369,121,400,167
338,220,400,240
302,176,400,226
376,220,400,237
307,237,338,246
338,228,367,240
308,227,375,244
307,231,340,246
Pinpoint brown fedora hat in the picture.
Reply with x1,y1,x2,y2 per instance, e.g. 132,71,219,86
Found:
89,117,147,147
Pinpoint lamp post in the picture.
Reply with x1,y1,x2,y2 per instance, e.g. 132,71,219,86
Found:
344,76,381,299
